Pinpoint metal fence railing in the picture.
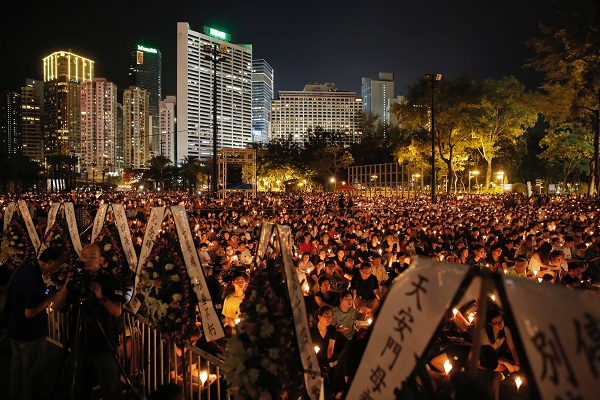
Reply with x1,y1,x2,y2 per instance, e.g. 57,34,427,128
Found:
47,308,228,400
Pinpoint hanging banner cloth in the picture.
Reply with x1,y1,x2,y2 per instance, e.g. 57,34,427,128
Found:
172,205,225,342
17,200,40,253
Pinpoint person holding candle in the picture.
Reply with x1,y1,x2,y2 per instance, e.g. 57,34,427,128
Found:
314,276,340,309
481,309,520,374
222,271,248,329
309,306,336,373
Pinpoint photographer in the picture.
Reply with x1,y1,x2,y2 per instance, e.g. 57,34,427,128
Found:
54,243,124,400
7,245,66,400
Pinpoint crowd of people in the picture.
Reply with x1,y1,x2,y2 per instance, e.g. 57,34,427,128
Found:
2,190,600,399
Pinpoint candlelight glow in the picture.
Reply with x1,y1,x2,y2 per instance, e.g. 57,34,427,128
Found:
314,346,320,354
452,308,458,317
443,359,452,374
235,318,241,325
200,371,208,385
468,313,475,323
515,376,523,393
367,318,373,325
490,295,496,302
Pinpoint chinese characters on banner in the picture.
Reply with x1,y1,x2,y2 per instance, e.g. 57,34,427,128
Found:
172,206,225,342
275,224,324,400
504,275,600,399
347,259,469,399
90,203,108,242
18,200,40,252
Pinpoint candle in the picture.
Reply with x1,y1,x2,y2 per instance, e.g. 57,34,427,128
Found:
314,346,320,354
235,318,241,325
200,371,208,386
515,376,523,393
367,318,373,325
443,360,453,374
452,308,458,317
490,295,496,302
468,313,475,324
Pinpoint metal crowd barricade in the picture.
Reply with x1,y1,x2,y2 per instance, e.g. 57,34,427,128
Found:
48,308,228,400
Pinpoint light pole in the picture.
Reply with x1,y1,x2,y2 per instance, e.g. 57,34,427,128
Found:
330,177,336,191
472,170,480,193
202,43,228,197
425,73,442,203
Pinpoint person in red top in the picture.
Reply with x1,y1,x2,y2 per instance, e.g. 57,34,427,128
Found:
298,232,317,255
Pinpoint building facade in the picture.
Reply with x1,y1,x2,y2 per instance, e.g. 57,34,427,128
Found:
361,72,394,127
129,44,162,117
159,96,176,163
176,23,252,164
80,77,118,181
251,59,274,143
43,51,94,161
270,83,363,145
0,92,22,156
20,79,44,162
123,86,150,169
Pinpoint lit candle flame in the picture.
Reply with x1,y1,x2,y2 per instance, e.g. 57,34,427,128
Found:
515,376,523,393
468,313,475,323
235,318,241,325
490,295,496,302
314,346,320,354
532,270,538,277
367,318,373,325
538,277,543,283
452,308,458,317
200,371,208,385
443,360,453,374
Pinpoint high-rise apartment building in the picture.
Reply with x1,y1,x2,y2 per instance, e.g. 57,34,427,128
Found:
123,86,150,169
129,44,162,117
20,79,44,162
43,51,94,161
80,77,118,181
361,72,394,127
159,96,176,163
251,59,274,143
270,83,363,145
0,92,22,156
176,23,252,164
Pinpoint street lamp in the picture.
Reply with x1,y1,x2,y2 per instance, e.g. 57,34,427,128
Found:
496,171,505,192
425,73,442,203
470,170,480,193
330,177,336,191
202,43,228,197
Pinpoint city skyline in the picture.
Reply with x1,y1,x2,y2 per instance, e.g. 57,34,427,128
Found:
1,0,557,98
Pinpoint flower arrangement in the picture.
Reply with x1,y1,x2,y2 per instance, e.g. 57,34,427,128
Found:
223,260,305,399
40,222,77,289
136,234,197,340
94,223,134,288
0,219,35,271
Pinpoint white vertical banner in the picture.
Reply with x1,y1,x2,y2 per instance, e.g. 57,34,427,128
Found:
130,207,167,313
91,203,108,243
503,275,600,399
276,224,323,400
17,200,40,252
3,202,16,232
63,202,82,256
171,205,225,342
347,259,469,399
112,203,138,271
255,222,275,265
45,202,61,235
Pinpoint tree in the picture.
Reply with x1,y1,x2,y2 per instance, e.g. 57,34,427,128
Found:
310,145,354,183
526,0,600,194
392,73,478,193
539,123,593,188
146,155,172,190
468,77,539,189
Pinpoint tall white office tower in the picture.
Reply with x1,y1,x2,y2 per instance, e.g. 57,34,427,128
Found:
361,72,395,127
176,23,252,165
270,83,363,145
123,86,150,169
251,59,273,143
159,96,176,163
80,77,118,181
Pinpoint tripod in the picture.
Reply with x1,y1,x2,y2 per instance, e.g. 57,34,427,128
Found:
51,289,139,400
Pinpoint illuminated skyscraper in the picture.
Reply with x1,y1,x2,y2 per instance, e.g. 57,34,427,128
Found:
129,44,162,117
251,59,273,143
80,77,117,181
20,79,44,162
361,73,394,127
43,51,94,161
176,23,252,164
123,86,150,169
0,92,22,156
159,96,176,163
270,83,363,145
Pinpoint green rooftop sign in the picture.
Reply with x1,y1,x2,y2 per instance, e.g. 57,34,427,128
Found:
137,45,158,54
204,26,231,42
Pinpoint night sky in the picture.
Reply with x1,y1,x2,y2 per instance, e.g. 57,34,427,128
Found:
1,0,558,97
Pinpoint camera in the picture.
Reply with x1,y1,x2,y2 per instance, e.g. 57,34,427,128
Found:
70,261,93,298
